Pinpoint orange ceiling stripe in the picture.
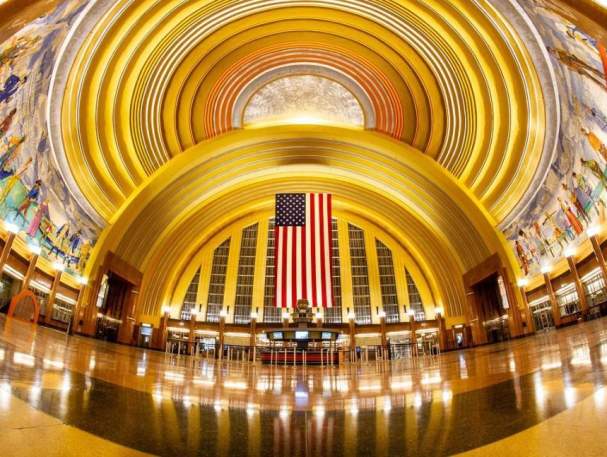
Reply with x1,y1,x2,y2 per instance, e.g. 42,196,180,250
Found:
201,43,405,139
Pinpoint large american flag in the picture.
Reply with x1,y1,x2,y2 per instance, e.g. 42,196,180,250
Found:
275,193,333,308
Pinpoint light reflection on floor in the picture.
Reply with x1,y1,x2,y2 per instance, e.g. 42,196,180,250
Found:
0,316,607,456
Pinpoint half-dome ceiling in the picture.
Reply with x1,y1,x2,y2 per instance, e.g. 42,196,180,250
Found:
0,0,605,314
52,0,551,225
242,74,366,128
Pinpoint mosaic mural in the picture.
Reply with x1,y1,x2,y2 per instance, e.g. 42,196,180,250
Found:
0,0,97,275
506,0,607,276
243,75,365,127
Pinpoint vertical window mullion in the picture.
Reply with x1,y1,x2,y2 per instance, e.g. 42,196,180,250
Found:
376,240,399,323
325,219,342,323
233,224,259,324
406,269,425,321
180,268,201,320
348,224,372,324
263,219,281,322
205,239,231,322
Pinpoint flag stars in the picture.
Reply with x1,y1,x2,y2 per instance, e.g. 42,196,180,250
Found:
276,193,306,226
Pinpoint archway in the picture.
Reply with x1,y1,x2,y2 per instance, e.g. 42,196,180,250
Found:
7,290,40,324
84,126,522,327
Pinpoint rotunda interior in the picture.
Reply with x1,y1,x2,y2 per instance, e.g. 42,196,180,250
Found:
0,0,606,455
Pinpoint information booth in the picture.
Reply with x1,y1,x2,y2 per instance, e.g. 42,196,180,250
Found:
260,299,343,365
261,328,341,365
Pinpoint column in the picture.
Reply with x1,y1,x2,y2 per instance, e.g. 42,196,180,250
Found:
45,265,63,324
542,268,561,328
565,252,589,318
249,311,257,361
589,232,607,291
70,277,88,335
502,272,524,337
378,310,387,353
282,309,290,328
348,310,356,358
315,310,323,328
517,279,535,333
0,229,17,273
82,272,102,336
435,308,448,351
157,306,170,351
218,309,227,360
20,249,39,291
188,308,198,355
408,310,418,355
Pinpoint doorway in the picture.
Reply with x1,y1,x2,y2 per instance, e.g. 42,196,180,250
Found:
472,273,510,343
95,272,135,342
533,308,555,332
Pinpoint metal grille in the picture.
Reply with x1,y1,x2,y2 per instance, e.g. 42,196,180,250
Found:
30,288,48,317
324,219,342,323
406,269,425,320
263,219,281,322
205,239,231,322
52,298,74,324
348,224,372,324
233,224,259,324
376,239,399,323
180,268,201,320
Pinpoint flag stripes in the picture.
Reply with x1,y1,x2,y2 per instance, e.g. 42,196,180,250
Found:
275,193,333,308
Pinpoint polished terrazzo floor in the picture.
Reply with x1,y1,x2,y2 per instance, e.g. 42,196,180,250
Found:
0,316,607,456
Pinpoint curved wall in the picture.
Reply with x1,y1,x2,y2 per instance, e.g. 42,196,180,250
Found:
0,0,606,315
0,0,97,277
506,0,607,277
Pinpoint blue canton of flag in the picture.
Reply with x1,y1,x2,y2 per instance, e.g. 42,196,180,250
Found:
276,193,306,226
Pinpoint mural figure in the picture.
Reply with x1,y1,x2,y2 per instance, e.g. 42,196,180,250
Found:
49,223,70,258
581,127,607,160
580,158,607,187
26,199,48,238
0,158,31,207
562,182,591,222
0,109,16,138
0,74,28,104
515,240,530,275
0,36,40,70
557,196,584,235
16,179,41,216
0,135,24,176
69,230,81,254
547,46,606,90
577,100,607,131
564,25,597,52
0,1,99,274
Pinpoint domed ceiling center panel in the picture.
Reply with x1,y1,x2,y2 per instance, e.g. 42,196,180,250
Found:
50,0,553,230
241,73,367,129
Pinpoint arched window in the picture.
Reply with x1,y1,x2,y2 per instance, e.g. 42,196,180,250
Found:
406,269,425,320
233,224,258,324
376,240,399,323
175,217,432,324
205,239,231,322
263,219,281,323
348,224,372,324
324,219,342,323
180,267,200,320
